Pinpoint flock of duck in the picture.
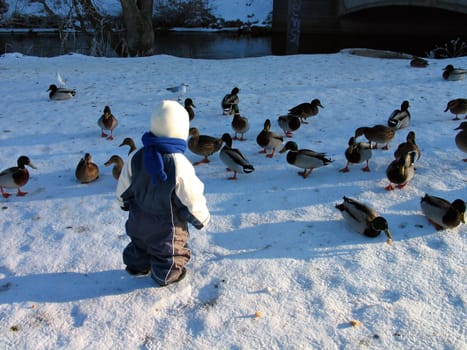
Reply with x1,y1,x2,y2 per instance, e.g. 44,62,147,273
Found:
0,62,466,243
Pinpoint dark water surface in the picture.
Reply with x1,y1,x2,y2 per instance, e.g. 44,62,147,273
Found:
0,30,272,58
0,29,461,58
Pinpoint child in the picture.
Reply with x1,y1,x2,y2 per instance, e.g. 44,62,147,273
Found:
116,100,210,286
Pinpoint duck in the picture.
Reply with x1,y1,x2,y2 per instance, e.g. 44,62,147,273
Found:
393,131,421,162
119,137,137,155
420,193,466,230
279,141,332,178
104,155,124,180
97,105,118,140
277,114,301,138
188,127,223,166
47,84,76,100
354,124,396,150
256,119,284,158
221,87,240,115
0,155,37,198
231,112,249,141
442,64,467,81
339,136,372,172
444,98,467,120
387,100,411,130
384,151,416,190
75,153,99,183
184,98,196,121
335,196,393,244
288,98,324,124
410,57,429,68
454,121,467,161
219,133,254,180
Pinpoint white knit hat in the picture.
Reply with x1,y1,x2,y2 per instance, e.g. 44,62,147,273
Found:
150,100,189,140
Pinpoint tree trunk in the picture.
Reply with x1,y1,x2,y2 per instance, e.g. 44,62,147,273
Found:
120,0,154,57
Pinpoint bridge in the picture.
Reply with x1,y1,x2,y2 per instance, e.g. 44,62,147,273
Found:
272,0,467,54
339,0,467,15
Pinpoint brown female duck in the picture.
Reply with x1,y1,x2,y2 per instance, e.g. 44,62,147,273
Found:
444,98,467,120
288,98,324,124
104,155,124,180
188,127,223,165
75,153,99,183
354,124,395,150
454,121,467,161
231,112,250,141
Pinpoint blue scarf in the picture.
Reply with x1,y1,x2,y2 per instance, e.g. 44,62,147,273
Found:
141,132,187,185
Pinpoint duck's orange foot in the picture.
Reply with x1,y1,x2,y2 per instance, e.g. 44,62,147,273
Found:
285,131,293,138
259,149,267,154
107,135,114,140
2,192,10,198
339,167,350,173
17,190,28,196
385,184,395,191
101,132,108,137
361,166,370,172
193,158,210,166
382,145,389,150
396,183,408,189
227,174,238,180
266,153,275,158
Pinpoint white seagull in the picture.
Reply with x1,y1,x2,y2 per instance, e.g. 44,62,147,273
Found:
166,83,188,101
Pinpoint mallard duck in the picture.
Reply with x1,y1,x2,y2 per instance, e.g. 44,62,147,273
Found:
97,105,118,140
354,124,395,150
184,98,195,121
385,151,416,190
335,196,393,244
104,155,124,180
188,127,223,165
387,100,411,130
420,194,465,230
256,119,284,158
119,137,137,155
454,121,467,161
221,87,240,115
444,98,467,120
279,141,332,178
442,64,467,81
288,98,323,124
231,112,249,141
410,57,429,68
277,114,301,138
0,155,37,198
394,131,421,162
219,133,254,180
47,84,76,100
339,136,372,172
166,83,188,101
75,153,99,183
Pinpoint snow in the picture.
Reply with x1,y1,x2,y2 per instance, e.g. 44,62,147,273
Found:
0,51,466,349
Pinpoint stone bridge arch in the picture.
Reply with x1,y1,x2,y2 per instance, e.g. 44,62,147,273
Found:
339,0,467,16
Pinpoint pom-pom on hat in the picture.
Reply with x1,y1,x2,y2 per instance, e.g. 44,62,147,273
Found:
150,100,189,140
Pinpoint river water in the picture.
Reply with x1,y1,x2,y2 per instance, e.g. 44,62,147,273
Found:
0,30,272,58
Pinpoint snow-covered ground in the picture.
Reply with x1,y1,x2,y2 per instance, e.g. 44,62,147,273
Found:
0,51,465,349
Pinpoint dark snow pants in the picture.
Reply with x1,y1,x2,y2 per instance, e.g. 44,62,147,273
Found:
123,202,190,286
